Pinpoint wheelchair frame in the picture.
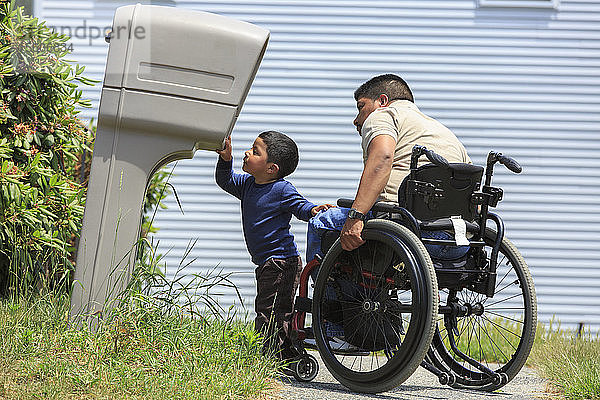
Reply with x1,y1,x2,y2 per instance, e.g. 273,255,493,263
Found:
288,145,537,393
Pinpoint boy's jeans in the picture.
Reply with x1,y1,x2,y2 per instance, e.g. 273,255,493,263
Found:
255,256,302,360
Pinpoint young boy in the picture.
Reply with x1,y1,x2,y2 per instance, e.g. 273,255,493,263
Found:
215,130,330,362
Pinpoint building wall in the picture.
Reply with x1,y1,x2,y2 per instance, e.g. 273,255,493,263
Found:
40,0,600,330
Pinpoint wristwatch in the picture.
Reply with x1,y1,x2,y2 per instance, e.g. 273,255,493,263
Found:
348,208,366,221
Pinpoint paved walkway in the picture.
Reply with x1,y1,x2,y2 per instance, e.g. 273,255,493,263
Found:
275,351,547,400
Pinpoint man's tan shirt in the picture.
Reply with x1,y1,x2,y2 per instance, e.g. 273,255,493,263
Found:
361,100,471,203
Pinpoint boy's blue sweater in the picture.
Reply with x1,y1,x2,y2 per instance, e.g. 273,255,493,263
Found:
215,157,316,266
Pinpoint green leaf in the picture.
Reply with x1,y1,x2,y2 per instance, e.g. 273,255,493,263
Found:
44,134,54,147
31,153,40,167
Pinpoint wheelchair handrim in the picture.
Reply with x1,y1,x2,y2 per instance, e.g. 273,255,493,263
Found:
312,227,436,384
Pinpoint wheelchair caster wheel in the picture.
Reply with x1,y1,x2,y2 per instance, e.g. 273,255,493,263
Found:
438,372,456,386
492,373,503,386
293,354,319,382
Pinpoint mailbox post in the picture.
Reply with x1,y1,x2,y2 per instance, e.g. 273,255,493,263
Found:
70,4,269,321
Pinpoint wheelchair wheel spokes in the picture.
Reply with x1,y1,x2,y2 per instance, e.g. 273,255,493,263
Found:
312,220,438,393
430,229,537,390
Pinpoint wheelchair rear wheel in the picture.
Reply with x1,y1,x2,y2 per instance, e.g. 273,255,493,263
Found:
312,220,438,393
428,228,537,390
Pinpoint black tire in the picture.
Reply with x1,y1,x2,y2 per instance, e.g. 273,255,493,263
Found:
294,354,319,382
429,228,537,390
312,219,438,393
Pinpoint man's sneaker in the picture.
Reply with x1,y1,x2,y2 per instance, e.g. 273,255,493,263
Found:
329,337,369,354
303,337,369,355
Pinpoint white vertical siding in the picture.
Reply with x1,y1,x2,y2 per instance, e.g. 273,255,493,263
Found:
41,0,600,331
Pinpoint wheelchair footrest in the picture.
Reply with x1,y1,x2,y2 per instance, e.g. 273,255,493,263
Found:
295,296,312,313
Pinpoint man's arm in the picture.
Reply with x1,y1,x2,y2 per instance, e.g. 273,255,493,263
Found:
340,134,395,251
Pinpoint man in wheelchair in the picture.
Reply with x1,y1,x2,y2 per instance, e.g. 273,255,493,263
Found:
297,74,536,393
306,73,471,269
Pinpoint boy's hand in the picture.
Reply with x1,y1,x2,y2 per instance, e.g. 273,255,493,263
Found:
216,136,232,161
311,203,336,217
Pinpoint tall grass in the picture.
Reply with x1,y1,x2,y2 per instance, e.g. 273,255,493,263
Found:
437,314,599,400
530,321,600,400
0,262,280,399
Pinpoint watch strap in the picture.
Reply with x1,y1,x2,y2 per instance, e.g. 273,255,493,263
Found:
348,208,366,221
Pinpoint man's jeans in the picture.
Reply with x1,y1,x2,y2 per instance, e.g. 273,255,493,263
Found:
305,208,468,342
306,207,351,264
306,207,469,265
421,230,470,260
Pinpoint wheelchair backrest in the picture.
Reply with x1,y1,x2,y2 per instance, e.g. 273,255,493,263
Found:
398,163,484,221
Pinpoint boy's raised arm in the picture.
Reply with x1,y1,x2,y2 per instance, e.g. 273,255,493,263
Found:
215,136,246,199
216,136,233,161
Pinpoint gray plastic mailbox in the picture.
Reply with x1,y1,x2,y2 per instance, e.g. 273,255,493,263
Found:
70,4,269,319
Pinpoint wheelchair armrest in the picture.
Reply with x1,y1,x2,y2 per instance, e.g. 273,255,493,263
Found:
336,198,421,235
337,198,401,214
337,198,353,208
419,218,479,233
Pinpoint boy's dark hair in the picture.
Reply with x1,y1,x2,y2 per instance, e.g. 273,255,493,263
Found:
354,74,414,103
258,130,299,179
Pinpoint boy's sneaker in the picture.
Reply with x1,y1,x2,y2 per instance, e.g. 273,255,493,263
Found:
304,326,314,339
279,362,297,378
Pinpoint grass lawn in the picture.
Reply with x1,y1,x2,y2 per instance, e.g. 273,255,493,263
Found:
2,292,598,400
0,295,280,400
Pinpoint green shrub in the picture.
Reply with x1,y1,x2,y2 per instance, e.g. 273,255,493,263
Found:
0,2,171,296
0,2,95,295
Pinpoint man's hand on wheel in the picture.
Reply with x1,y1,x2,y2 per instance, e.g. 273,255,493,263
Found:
340,218,365,250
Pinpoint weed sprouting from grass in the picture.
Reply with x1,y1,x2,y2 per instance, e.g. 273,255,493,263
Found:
119,236,246,323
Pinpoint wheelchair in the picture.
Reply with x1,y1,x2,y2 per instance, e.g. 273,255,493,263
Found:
289,145,537,393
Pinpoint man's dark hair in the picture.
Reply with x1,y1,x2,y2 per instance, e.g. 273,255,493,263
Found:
258,130,299,179
354,74,414,103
